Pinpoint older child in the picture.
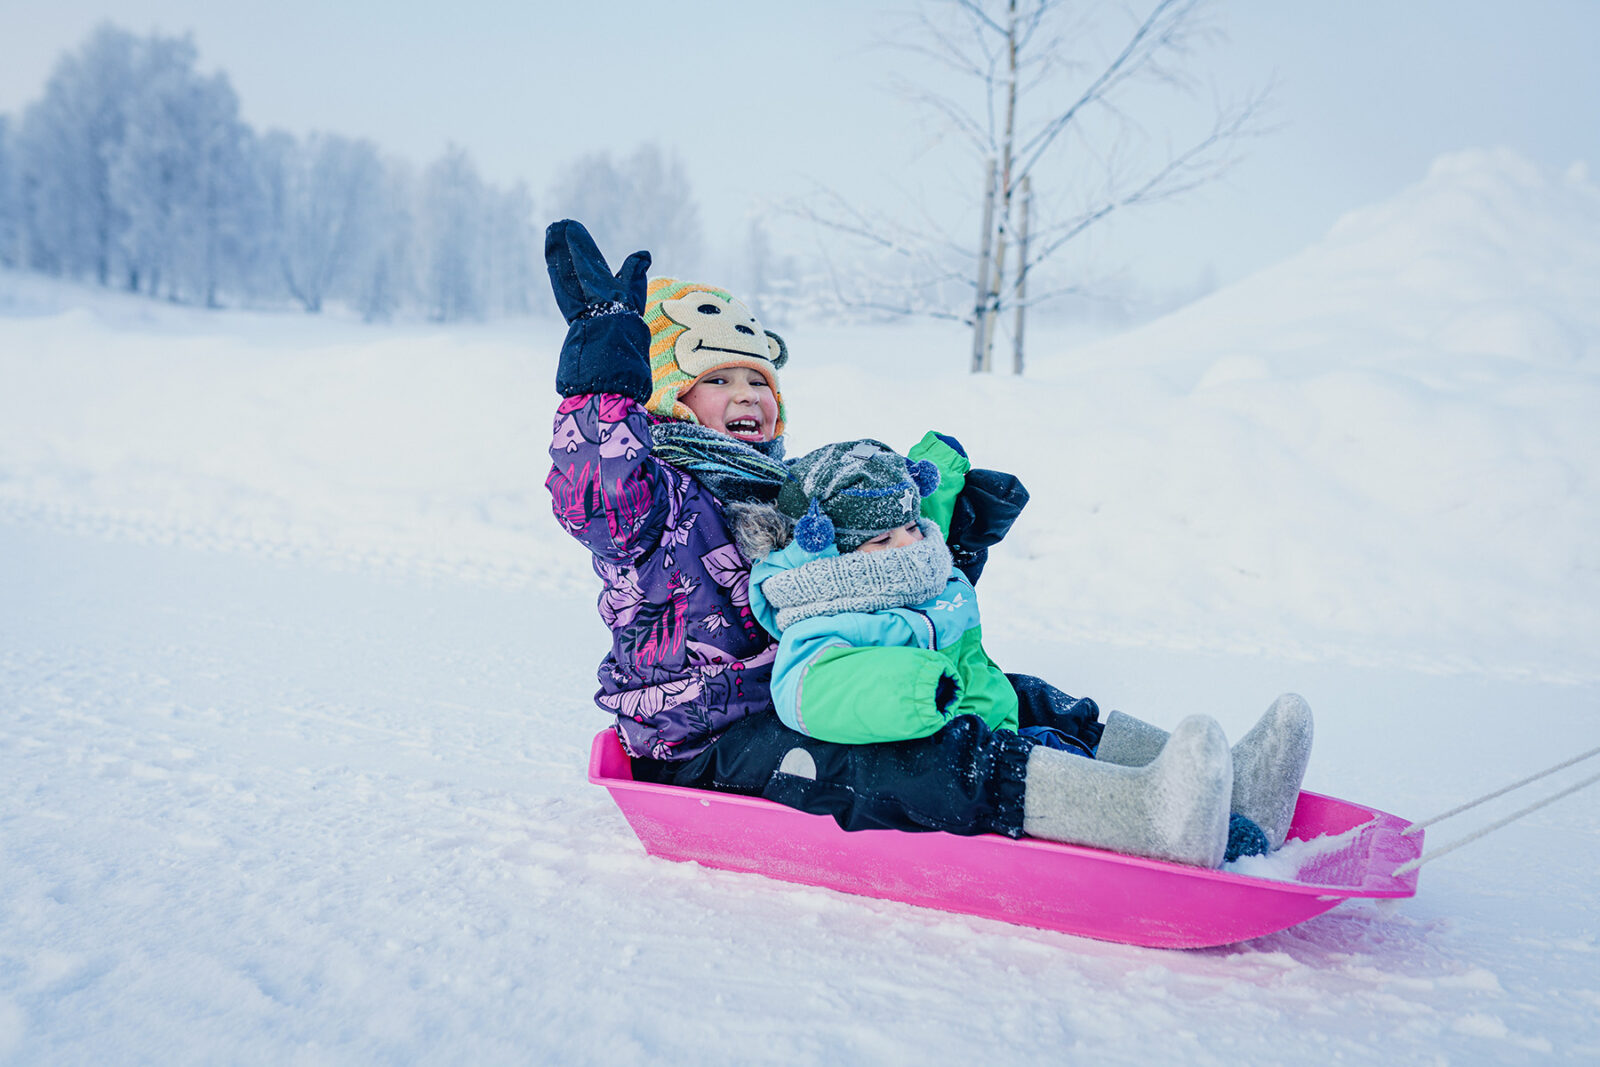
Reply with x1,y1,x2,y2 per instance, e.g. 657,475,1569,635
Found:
744,438,1313,866
545,220,791,762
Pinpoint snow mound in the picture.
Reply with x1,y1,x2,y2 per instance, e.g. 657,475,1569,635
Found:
980,149,1600,682
1324,148,1600,367
1066,147,1600,377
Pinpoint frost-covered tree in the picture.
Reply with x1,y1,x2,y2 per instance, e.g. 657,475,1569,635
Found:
111,34,259,305
419,146,486,322
9,21,549,319
480,182,538,316
0,115,20,268
261,130,385,312
352,159,417,322
545,143,703,276
15,24,259,303
16,23,142,285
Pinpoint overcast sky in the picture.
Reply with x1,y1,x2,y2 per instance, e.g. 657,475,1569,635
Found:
2,1,1598,296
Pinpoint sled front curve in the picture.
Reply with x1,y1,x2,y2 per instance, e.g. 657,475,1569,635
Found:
588,729,1421,949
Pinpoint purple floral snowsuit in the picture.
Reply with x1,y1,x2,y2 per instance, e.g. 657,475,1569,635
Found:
547,391,777,760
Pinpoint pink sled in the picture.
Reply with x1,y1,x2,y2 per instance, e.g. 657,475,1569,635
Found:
589,729,1422,949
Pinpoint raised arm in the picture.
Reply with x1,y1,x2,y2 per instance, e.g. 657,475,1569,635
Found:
543,220,671,563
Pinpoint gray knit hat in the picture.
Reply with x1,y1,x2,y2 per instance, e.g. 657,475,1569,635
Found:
777,439,941,552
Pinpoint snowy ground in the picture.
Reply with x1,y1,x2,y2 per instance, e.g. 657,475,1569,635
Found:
3,150,1599,1063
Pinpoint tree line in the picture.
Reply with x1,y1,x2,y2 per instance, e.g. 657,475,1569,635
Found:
0,6,1255,357
0,23,707,321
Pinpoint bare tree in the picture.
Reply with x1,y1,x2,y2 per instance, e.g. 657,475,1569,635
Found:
796,0,1269,372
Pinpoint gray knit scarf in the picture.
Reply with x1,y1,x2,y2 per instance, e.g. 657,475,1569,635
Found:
759,519,954,632
649,420,789,504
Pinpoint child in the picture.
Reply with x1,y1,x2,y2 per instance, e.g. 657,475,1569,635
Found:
544,220,792,763
743,438,1313,867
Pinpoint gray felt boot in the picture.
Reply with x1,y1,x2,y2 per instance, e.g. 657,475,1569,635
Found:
1095,694,1314,850
1229,693,1314,849
1022,715,1233,868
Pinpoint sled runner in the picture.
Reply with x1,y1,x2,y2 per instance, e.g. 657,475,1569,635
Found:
588,729,1422,948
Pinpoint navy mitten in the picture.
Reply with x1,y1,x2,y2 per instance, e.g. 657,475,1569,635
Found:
544,219,653,402
927,433,1031,585
949,468,1030,583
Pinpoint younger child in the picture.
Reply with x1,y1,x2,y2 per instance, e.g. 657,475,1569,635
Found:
745,438,1313,867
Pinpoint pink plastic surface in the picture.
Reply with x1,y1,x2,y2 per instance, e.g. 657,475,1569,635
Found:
588,729,1422,948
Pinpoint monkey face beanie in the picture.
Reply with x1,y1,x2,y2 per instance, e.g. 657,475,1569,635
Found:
643,278,788,434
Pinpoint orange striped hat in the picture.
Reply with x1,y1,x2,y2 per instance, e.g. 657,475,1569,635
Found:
644,277,788,435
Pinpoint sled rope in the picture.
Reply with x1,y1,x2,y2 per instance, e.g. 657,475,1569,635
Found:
1401,744,1600,834
1393,744,1600,877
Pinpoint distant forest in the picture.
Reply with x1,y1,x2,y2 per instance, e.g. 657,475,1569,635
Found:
0,24,724,321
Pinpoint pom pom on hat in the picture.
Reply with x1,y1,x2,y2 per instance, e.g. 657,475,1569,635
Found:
794,498,836,553
907,458,940,498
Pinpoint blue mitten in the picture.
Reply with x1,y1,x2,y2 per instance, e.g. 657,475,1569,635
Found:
544,219,653,402
1224,813,1269,861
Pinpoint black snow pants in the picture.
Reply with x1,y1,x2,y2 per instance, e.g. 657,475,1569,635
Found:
630,674,1103,837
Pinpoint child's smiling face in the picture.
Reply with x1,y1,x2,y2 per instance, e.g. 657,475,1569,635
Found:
678,366,779,443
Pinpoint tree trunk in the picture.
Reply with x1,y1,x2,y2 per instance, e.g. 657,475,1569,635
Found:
979,1,1021,374
1012,175,1032,375
971,158,997,373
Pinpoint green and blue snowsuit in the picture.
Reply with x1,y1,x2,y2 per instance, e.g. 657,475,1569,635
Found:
750,432,1019,745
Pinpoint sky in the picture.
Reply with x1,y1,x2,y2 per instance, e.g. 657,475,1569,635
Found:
2,1,1599,298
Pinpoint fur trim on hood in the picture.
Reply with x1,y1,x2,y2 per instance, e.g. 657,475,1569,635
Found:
723,501,795,564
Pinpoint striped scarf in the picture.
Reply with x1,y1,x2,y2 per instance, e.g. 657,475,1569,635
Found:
649,420,790,504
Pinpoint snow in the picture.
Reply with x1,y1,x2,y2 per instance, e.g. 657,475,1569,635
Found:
1223,822,1364,884
2,148,1598,1062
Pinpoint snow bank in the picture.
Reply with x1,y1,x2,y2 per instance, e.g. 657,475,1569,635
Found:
960,149,1600,682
